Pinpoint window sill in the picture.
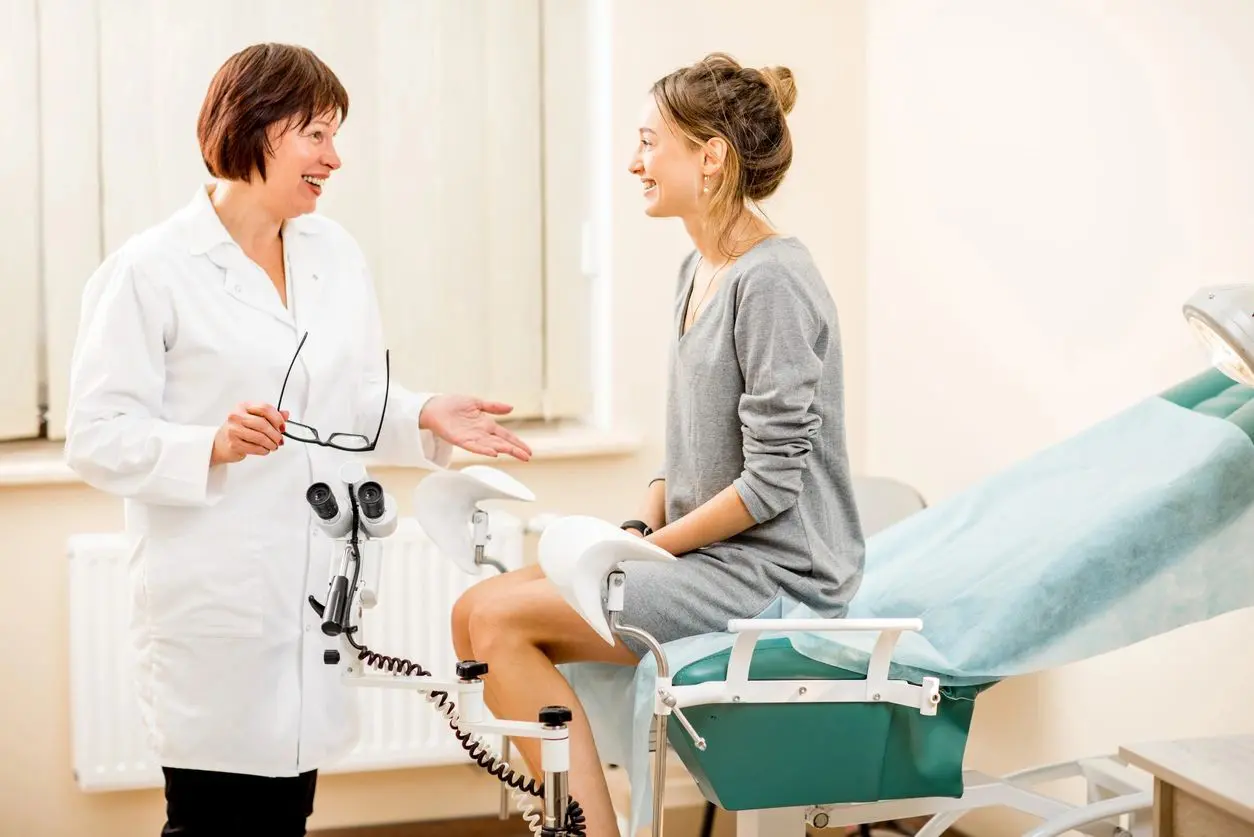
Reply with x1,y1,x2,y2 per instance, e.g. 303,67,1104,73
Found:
0,441,77,488
0,423,644,489
445,420,643,466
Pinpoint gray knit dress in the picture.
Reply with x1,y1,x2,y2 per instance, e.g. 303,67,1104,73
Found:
614,236,866,657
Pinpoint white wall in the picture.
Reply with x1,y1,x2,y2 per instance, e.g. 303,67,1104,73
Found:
868,0,1254,498
867,2,1254,833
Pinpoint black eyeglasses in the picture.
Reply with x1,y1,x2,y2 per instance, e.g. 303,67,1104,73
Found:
277,331,389,452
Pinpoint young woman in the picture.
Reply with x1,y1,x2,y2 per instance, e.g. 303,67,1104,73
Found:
451,52,865,836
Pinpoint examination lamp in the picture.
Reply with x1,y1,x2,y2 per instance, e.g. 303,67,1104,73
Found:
1183,284,1254,387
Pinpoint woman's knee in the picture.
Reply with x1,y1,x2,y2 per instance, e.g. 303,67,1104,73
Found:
467,592,538,657
451,566,545,657
450,589,479,659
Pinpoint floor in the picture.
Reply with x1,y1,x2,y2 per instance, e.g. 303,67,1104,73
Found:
310,816,532,836
308,805,728,836
309,810,957,837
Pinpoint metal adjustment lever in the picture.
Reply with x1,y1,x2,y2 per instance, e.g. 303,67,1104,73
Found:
658,691,706,750
471,509,508,575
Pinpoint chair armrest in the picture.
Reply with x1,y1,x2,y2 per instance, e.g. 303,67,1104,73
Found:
726,617,923,633
723,616,933,712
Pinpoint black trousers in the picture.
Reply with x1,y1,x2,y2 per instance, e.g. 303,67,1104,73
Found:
160,766,318,837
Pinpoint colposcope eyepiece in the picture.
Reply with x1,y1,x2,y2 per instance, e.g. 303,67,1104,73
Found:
357,480,385,520
306,482,339,521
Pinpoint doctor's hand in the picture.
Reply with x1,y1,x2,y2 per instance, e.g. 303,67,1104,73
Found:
210,402,290,466
418,395,532,462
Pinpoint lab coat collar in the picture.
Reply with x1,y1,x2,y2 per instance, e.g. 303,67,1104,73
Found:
181,183,325,329
183,182,320,257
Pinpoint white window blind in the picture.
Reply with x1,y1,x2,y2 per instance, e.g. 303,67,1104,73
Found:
32,0,592,443
40,0,102,447
0,0,42,441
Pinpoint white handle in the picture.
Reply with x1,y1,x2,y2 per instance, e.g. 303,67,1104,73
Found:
726,617,923,634
723,616,927,709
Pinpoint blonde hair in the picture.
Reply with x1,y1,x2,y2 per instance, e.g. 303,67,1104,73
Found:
650,52,797,257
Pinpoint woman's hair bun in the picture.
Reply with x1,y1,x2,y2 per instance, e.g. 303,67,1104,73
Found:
761,65,796,115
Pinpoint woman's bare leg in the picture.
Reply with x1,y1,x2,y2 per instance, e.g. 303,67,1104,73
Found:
450,563,544,661
470,578,639,837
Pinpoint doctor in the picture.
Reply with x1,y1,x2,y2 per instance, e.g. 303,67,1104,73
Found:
64,43,530,836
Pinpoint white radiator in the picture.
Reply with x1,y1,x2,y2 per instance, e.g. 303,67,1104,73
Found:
67,513,525,792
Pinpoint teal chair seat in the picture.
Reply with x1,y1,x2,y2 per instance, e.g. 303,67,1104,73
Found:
668,637,991,811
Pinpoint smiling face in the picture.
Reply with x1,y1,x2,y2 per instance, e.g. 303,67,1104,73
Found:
260,112,342,218
197,44,350,220
627,96,709,219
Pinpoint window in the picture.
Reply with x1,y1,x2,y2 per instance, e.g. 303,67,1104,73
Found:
0,0,43,441
3,0,594,444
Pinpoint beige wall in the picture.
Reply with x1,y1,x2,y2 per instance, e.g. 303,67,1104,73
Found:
0,1,867,834
867,2,1254,834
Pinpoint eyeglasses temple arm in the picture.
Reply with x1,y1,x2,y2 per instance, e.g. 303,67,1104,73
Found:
278,331,309,412
370,350,390,447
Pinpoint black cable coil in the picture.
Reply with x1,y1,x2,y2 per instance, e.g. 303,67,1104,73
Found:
328,487,588,835
348,636,587,836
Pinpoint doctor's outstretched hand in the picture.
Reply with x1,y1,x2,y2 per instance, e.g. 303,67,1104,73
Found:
419,394,533,462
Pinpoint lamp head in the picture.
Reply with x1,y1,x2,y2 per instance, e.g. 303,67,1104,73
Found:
1183,285,1254,387
412,466,535,574
537,515,675,645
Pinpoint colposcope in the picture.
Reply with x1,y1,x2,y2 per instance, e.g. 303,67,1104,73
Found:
303,462,583,837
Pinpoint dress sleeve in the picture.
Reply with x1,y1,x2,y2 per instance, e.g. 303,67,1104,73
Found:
730,268,826,523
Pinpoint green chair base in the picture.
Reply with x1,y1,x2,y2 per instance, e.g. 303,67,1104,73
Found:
667,638,992,812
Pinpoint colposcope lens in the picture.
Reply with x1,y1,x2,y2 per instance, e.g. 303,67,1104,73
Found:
358,481,385,520
306,483,339,521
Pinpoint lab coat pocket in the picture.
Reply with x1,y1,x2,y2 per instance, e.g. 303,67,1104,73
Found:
144,536,265,639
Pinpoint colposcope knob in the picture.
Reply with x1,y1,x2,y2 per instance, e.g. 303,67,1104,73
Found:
455,660,489,681
539,705,573,727
324,650,340,665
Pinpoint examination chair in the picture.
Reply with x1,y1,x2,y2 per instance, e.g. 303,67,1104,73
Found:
538,366,1254,837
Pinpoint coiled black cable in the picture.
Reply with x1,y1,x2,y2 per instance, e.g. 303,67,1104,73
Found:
345,630,587,835
325,489,587,834
345,631,539,795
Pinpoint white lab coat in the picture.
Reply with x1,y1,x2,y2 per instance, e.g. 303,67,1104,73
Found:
65,184,452,777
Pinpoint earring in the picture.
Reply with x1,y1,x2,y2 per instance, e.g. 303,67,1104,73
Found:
703,175,709,194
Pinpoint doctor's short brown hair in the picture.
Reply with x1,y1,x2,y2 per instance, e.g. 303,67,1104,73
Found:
197,43,349,183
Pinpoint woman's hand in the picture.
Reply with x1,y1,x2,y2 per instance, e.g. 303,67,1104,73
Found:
419,395,532,461
211,402,289,465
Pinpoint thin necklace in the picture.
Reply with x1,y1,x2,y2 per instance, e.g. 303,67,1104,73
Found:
689,256,730,326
